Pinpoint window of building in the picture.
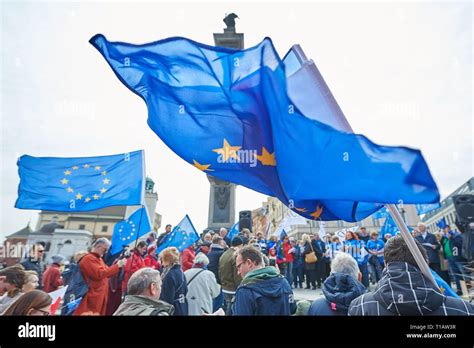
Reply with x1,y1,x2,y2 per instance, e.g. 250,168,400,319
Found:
79,224,86,230
101,225,108,233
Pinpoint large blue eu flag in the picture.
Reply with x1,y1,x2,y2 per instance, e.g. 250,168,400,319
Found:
90,34,439,222
15,150,144,211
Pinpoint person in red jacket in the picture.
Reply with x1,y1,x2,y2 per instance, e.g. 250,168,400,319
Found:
74,238,126,316
144,245,161,270
122,241,147,292
277,235,291,278
42,255,65,293
181,245,196,272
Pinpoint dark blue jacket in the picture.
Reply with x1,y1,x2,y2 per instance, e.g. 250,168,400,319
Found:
21,258,44,290
314,240,327,263
207,245,226,284
308,273,366,316
415,233,440,264
160,264,188,316
293,245,305,269
232,269,296,316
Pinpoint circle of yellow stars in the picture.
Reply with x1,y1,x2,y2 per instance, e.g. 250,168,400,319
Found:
60,164,111,203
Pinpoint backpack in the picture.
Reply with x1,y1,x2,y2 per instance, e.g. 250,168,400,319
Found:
60,259,89,315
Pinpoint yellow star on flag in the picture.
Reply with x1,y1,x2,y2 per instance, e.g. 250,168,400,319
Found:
193,160,214,172
100,188,107,194
66,187,74,193
60,178,69,185
103,178,110,185
75,193,83,200
95,166,101,171
85,197,91,203
310,205,324,219
93,194,100,200
256,147,276,166
83,164,90,168
64,170,71,176
72,166,79,170
212,139,241,161
101,170,107,176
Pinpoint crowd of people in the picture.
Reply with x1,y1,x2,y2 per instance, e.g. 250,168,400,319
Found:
0,222,472,316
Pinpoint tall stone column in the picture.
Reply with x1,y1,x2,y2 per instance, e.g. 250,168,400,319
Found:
206,14,244,233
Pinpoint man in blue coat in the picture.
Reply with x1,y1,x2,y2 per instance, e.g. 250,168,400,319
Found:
232,246,296,316
308,253,366,316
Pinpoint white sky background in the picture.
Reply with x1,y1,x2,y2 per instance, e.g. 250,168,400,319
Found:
0,0,472,242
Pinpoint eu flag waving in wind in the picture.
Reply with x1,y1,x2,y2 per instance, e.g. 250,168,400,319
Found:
111,206,152,255
15,150,144,211
156,215,199,254
91,34,439,222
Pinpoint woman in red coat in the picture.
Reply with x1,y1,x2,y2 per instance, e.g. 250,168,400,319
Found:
181,245,195,272
74,238,126,316
121,241,147,292
144,245,161,270
42,255,65,293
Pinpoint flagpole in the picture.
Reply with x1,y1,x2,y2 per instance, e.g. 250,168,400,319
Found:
290,45,438,288
386,204,437,286
127,205,144,285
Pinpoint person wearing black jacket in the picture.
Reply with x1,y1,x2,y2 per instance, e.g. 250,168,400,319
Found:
156,224,173,247
301,234,317,290
20,244,45,290
415,222,441,274
311,234,325,288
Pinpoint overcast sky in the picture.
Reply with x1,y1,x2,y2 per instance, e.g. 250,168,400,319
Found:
1,0,472,242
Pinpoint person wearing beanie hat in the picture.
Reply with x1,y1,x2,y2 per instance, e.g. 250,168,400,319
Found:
42,255,65,292
231,236,244,247
52,255,65,265
219,235,244,315
144,245,161,271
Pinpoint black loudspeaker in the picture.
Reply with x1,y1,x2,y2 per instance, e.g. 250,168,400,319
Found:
453,194,474,260
239,210,252,232
453,194,474,224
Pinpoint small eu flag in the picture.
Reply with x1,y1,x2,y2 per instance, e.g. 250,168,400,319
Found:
437,218,447,230
15,150,144,212
111,206,152,255
227,222,239,242
372,206,388,220
416,203,441,215
156,215,199,255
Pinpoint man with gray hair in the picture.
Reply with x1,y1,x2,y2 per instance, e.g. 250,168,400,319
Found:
219,227,231,246
307,253,366,316
114,268,174,316
415,222,441,275
74,238,126,315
